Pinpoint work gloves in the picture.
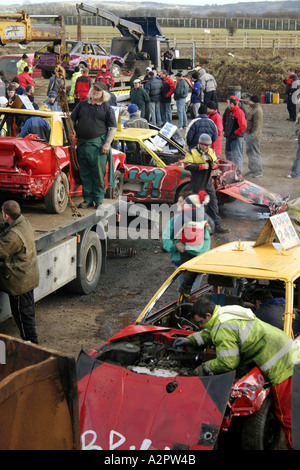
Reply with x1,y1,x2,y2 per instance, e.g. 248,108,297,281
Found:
173,338,193,349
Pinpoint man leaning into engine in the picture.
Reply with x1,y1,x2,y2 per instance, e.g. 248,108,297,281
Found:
174,295,300,450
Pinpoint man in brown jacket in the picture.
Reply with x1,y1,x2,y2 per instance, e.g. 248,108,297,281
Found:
245,94,263,178
0,201,39,343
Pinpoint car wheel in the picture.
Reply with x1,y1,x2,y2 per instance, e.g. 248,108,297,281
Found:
111,63,121,78
106,170,124,200
67,230,102,295
174,183,190,202
241,394,282,450
44,172,69,214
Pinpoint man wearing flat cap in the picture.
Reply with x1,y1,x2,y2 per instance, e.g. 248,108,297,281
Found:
245,94,263,178
129,79,150,119
71,82,117,209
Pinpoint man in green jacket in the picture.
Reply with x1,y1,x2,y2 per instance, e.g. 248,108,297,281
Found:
0,200,39,343
174,73,189,129
129,79,150,119
174,295,300,449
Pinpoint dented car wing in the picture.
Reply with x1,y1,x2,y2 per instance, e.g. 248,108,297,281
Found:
77,328,235,451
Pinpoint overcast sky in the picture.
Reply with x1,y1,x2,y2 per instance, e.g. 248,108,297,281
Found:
0,0,272,5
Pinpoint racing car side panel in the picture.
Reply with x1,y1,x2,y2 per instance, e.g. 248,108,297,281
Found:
122,164,189,203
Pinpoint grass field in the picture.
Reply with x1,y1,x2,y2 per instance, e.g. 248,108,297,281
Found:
67,24,300,49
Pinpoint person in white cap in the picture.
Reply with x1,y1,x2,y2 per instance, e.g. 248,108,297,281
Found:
184,133,228,233
0,96,7,107
143,66,152,86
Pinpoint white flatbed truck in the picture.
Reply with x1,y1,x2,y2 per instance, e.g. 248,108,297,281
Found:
0,197,117,323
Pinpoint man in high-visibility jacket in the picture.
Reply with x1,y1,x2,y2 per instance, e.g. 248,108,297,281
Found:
68,66,82,102
16,54,32,75
174,295,300,449
184,133,228,234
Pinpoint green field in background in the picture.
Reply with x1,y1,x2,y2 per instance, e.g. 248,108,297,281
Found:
67,24,300,42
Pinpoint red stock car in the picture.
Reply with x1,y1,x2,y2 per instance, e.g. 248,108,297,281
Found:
0,107,125,213
114,127,288,215
77,231,300,450
33,40,124,79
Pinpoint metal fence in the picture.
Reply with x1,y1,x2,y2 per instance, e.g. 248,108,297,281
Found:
64,15,300,31
66,29,300,51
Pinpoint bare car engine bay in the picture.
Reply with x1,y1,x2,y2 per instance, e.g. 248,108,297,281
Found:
93,331,205,378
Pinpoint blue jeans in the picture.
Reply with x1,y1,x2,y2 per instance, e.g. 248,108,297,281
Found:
160,102,172,125
290,137,300,177
178,272,203,292
227,137,244,174
176,98,187,128
149,101,162,127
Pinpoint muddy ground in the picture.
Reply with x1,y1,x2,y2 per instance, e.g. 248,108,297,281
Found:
0,76,300,359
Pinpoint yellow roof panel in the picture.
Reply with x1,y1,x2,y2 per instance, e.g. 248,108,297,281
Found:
115,128,158,141
180,241,300,282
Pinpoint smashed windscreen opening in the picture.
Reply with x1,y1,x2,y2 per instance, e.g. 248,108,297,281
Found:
140,270,210,326
139,270,299,333
0,112,51,141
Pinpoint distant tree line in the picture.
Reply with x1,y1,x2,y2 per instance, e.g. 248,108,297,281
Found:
25,3,300,21
25,3,300,31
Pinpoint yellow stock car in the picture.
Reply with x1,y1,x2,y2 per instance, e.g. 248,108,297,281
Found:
77,215,300,450
139,219,300,338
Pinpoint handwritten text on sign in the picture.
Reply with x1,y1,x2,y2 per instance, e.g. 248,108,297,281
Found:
270,213,300,249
